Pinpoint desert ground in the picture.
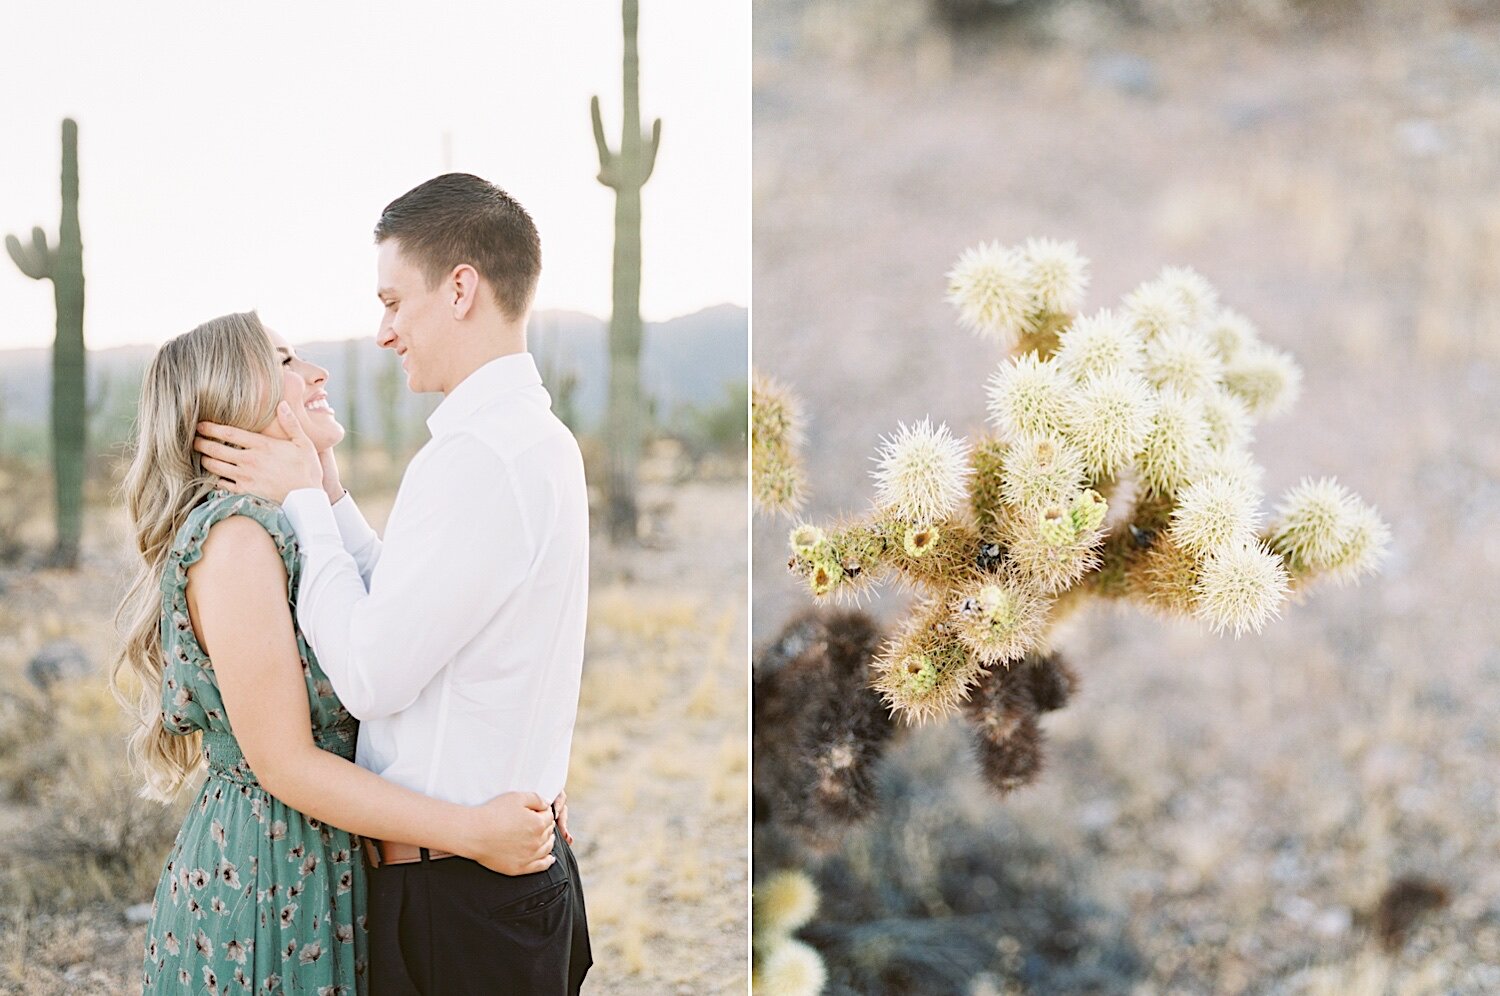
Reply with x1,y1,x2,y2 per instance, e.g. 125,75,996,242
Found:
0,467,747,994
754,4,1500,993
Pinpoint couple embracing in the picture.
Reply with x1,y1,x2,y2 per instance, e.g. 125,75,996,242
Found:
114,174,593,994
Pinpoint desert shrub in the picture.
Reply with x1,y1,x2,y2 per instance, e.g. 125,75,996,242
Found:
0,677,185,911
668,380,749,471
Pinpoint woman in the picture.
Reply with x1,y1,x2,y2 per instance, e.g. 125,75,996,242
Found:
113,312,560,994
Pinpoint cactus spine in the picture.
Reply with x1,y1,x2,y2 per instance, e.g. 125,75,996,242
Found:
591,0,662,544
6,119,86,568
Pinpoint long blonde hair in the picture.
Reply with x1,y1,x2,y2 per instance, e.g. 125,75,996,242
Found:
112,311,283,801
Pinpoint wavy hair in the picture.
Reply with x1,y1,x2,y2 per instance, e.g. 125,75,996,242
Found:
111,311,282,801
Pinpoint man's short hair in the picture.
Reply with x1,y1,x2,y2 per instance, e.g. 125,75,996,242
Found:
374,173,542,321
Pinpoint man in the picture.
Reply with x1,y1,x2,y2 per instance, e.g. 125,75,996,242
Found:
194,174,592,994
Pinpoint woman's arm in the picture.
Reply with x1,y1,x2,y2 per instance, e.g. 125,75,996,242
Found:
318,448,383,587
186,515,553,875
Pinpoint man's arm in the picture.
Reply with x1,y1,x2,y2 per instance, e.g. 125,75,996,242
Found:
320,448,383,588
191,515,555,874
281,431,537,719
329,491,383,589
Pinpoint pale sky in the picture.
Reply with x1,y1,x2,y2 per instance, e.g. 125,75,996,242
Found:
0,0,748,350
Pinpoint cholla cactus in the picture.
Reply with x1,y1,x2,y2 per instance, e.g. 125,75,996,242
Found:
753,371,807,516
762,240,1389,801
752,870,827,996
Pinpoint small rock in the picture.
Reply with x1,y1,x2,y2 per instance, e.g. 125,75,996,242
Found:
125,902,154,925
1396,119,1448,158
1077,799,1119,833
1312,906,1352,938
1088,53,1159,99
26,639,95,691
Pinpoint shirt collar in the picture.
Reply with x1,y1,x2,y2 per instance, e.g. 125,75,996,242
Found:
426,351,544,437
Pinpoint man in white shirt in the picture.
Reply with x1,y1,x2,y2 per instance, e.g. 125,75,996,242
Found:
193,174,591,994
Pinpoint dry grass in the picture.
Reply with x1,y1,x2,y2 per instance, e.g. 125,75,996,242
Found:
567,478,749,995
0,470,749,994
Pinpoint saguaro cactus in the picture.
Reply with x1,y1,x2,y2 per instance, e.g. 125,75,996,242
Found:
6,118,86,568
591,0,662,544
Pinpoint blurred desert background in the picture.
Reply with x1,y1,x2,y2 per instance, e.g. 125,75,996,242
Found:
0,436,747,995
753,0,1500,993
0,2,750,993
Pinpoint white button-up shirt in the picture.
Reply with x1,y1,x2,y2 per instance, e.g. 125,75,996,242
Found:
281,351,589,805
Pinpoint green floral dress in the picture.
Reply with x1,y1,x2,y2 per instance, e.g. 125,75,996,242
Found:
141,490,369,994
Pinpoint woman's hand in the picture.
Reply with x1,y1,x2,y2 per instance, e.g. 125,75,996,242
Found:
466,792,556,875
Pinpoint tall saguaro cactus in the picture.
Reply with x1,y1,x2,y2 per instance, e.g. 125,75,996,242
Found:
6,118,86,568
591,0,662,544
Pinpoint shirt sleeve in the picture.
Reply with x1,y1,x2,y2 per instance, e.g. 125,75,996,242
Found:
280,432,537,720
328,490,383,589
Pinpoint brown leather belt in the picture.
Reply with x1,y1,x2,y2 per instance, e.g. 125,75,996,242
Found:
364,837,456,868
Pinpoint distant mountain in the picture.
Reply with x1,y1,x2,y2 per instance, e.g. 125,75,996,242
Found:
0,305,747,442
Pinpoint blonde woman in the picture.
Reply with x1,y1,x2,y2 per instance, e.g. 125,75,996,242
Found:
114,312,559,994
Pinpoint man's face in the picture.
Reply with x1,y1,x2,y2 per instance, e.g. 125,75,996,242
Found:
376,240,449,393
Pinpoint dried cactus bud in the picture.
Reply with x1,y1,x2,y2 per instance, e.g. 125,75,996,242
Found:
808,558,844,597
902,523,940,558
789,523,827,558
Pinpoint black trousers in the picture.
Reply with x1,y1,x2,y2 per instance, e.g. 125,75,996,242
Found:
367,830,592,995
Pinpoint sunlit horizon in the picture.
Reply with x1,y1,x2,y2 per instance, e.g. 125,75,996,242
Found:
0,0,749,351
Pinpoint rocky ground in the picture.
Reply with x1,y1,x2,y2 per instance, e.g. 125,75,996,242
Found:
754,5,1500,993
0,470,748,995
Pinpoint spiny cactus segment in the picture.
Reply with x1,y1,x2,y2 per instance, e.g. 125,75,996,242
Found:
752,371,808,516
752,870,827,996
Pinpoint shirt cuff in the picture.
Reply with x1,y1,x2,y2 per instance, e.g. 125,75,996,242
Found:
281,487,343,549
329,490,380,552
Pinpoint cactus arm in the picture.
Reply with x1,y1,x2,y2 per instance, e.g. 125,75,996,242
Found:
641,118,662,183
591,95,620,188
6,227,54,280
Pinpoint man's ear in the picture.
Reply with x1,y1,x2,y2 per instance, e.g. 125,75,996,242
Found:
451,263,481,320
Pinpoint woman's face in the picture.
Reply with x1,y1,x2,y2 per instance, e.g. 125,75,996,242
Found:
264,326,344,451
